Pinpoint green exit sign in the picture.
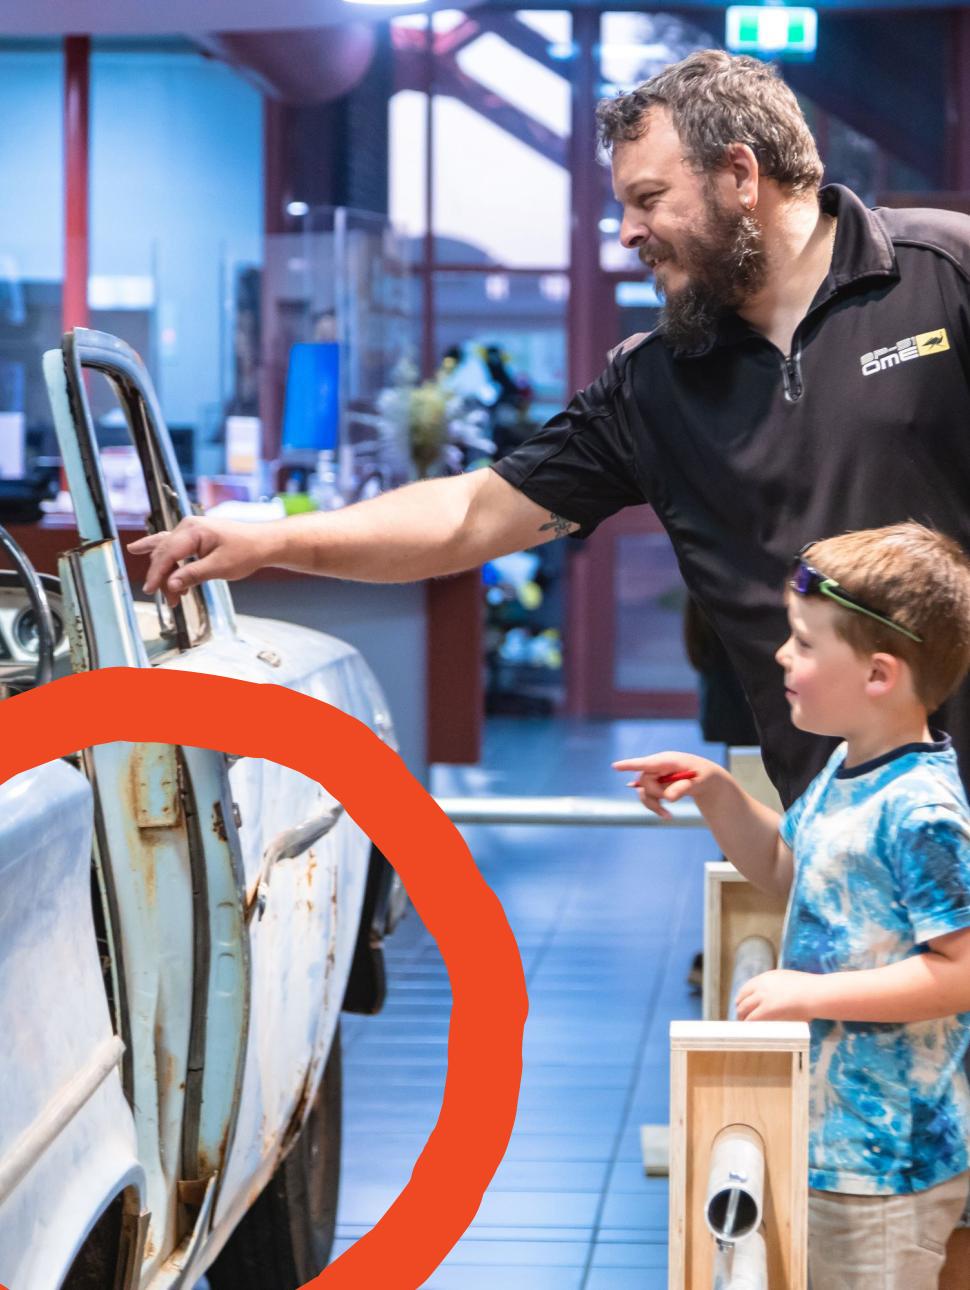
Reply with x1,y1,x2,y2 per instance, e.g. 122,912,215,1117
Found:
726,6,818,60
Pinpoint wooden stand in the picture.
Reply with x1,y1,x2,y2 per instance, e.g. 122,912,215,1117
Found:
728,746,783,813
941,1225,970,1289
669,1020,809,1290
703,863,788,1020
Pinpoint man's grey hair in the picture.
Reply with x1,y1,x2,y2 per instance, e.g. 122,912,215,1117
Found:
596,49,823,194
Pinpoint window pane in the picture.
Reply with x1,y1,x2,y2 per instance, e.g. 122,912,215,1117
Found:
433,96,569,267
0,48,64,478
433,271,567,425
515,11,572,47
389,89,428,241
599,12,720,95
91,47,262,436
431,11,572,268
456,34,570,138
613,532,694,693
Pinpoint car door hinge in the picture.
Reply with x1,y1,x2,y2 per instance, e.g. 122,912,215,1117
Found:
212,799,242,841
131,743,182,829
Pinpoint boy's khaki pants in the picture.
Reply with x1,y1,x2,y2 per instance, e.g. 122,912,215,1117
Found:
808,1171,970,1290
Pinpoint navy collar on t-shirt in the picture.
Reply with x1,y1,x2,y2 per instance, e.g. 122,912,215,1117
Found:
836,732,952,779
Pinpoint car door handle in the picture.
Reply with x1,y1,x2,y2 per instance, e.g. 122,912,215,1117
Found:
245,802,345,923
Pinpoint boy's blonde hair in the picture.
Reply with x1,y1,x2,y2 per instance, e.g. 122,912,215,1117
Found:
802,523,970,711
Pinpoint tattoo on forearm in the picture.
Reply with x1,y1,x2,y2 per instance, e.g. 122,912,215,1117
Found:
539,512,579,538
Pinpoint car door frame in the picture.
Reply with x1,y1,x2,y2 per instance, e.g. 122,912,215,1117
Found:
43,329,251,1286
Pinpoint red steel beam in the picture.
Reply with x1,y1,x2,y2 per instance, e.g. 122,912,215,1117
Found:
63,35,90,332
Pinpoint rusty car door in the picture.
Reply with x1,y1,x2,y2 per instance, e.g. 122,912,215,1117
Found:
43,328,377,1286
44,330,250,1287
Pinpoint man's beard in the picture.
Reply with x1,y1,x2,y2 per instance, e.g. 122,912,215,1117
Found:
642,190,767,352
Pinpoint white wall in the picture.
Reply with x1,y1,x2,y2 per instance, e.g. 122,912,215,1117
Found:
0,45,263,429
0,50,64,281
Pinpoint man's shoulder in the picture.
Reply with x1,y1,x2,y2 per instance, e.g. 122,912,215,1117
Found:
875,202,970,278
605,329,665,368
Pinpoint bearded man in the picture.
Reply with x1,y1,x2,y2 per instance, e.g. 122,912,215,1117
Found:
132,50,970,807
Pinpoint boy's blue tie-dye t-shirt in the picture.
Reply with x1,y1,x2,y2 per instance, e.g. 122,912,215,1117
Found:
780,735,970,1195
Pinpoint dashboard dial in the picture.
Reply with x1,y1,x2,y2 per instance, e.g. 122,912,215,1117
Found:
13,607,62,655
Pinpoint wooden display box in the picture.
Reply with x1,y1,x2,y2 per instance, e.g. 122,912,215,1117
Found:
703,862,788,1020
669,1020,809,1290
728,746,783,813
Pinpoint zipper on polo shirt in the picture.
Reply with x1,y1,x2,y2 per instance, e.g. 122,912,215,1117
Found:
780,339,804,402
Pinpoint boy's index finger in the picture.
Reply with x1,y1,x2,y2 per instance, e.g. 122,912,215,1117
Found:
612,756,671,770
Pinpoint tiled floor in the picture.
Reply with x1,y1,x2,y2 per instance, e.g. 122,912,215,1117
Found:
333,716,720,1288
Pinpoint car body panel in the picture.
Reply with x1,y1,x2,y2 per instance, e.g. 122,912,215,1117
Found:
0,328,401,1287
0,760,143,1289
137,609,389,1238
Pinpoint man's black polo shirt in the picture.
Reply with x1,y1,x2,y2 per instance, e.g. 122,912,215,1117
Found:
492,184,970,807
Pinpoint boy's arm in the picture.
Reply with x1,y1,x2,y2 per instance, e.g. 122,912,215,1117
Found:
695,771,794,898
808,927,970,1021
737,803,970,1023
736,927,970,1022
612,754,793,898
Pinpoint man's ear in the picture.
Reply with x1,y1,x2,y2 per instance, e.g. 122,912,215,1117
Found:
866,652,902,698
722,142,759,208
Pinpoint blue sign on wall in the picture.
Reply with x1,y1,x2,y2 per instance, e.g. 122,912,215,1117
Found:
282,342,340,454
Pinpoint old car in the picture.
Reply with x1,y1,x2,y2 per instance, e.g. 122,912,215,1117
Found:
0,329,405,1289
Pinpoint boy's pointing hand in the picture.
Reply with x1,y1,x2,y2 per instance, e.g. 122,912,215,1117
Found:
612,752,725,818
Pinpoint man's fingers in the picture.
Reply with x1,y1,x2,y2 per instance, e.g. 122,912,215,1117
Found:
141,525,205,595
126,533,164,555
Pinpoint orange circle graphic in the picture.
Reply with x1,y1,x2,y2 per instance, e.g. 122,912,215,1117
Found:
0,667,528,1288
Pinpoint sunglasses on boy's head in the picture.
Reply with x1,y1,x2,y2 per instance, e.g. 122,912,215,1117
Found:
789,558,924,644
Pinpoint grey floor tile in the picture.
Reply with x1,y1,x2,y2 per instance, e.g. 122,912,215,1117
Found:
600,1190,669,1230
424,1268,586,1289
336,716,719,1287
489,1159,609,1193
437,1239,591,1267
499,1132,619,1163
472,1190,601,1228
585,1268,668,1289
462,1225,595,1243
590,1239,668,1268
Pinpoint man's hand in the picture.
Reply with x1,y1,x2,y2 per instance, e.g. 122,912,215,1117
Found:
734,969,817,1021
127,516,277,607
612,752,727,819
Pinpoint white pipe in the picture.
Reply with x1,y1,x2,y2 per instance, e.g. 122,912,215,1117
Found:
705,1123,765,1242
728,936,776,1021
727,1230,768,1289
713,1229,769,1290
435,795,703,827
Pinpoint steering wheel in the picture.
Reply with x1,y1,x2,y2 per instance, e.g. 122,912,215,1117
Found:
0,524,55,688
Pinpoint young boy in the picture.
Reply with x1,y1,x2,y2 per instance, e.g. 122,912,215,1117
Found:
615,522,970,1290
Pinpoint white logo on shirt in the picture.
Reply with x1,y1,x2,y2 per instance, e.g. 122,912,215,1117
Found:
859,329,950,376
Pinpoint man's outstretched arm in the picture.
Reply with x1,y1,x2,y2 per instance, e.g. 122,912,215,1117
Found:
128,469,579,605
